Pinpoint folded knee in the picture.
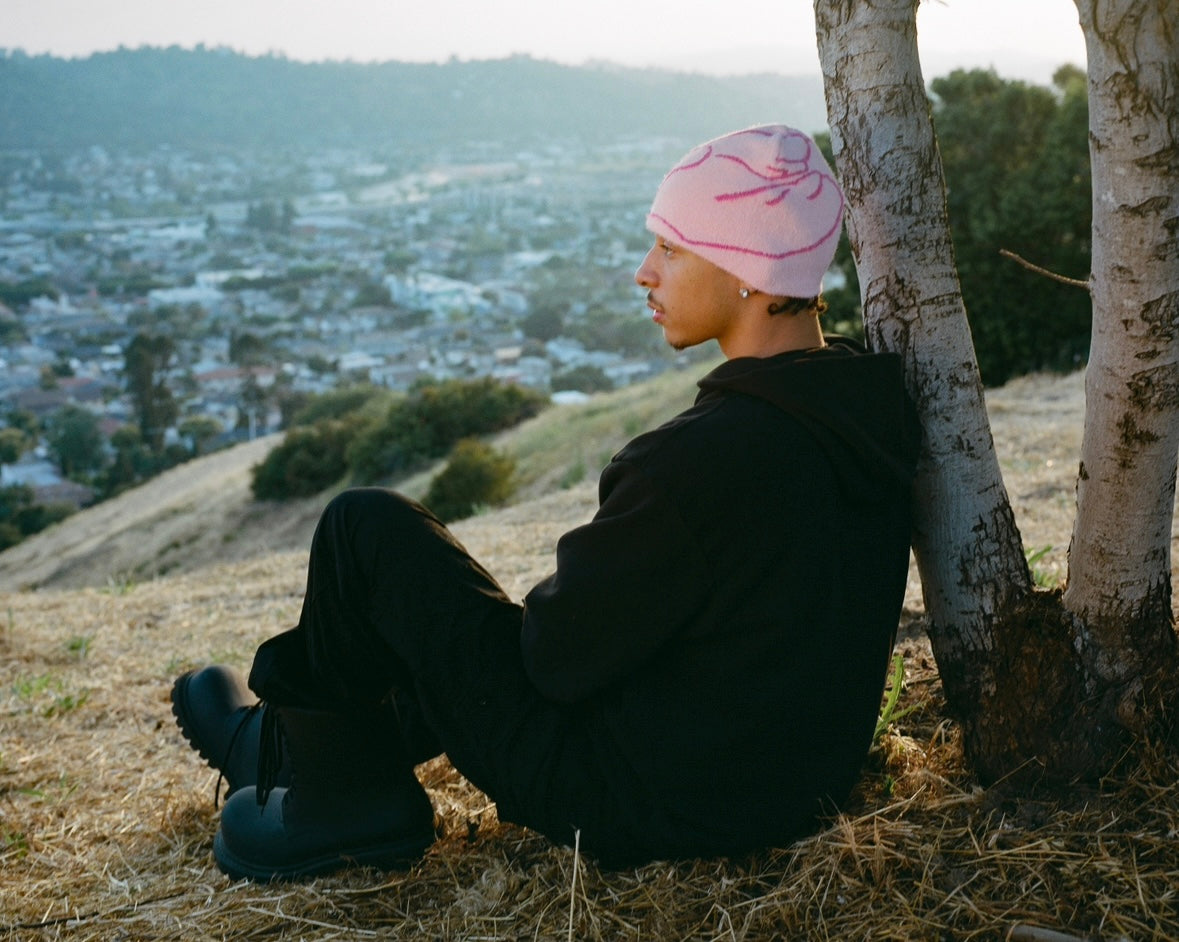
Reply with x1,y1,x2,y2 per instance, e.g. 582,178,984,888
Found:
321,488,439,536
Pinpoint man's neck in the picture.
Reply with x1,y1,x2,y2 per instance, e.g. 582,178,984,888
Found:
720,314,825,359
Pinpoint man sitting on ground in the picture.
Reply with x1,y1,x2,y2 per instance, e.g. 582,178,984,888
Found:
171,124,920,881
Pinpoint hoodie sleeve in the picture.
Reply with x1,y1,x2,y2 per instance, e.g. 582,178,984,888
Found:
520,457,714,704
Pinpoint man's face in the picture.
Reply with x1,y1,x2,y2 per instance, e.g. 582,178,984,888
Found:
634,237,743,354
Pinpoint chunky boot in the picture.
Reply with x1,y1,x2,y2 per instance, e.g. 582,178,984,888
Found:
213,704,439,881
170,665,290,803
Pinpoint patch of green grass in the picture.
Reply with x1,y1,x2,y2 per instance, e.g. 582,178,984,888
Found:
1025,545,1060,589
101,573,137,595
2,829,29,858
493,364,707,496
11,672,91,717
16,773,80,804
44,689,90,717
66,634,93,660
12,673,54,701
874,654,919,745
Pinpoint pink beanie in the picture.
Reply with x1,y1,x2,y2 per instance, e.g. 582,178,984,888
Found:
646,125,845,298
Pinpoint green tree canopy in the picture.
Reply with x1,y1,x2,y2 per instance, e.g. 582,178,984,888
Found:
352,281,393,308
4,409,40,438
0,276,59,308
100,425,154,496
521,304,565,342
0,427,27,465
123,332,179,452
229,331,272,366
46,405,105,478
178,415,224,456
931,66,1091,384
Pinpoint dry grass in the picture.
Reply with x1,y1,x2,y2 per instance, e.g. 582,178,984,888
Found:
3,367,1179,940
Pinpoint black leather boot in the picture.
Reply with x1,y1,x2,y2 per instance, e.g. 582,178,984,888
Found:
170,665,290,803
213,703,439,881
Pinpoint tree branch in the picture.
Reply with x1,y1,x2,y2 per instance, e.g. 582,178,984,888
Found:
999,249,1090,289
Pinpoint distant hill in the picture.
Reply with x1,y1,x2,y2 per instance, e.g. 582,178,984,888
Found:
0,47,829,154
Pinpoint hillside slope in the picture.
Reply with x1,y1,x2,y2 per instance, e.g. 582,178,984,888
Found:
0,367,1090,594
0,366,1093,595
0,435,327,592
0,364,706,592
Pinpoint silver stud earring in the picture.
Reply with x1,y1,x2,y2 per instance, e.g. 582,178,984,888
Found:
739,288,750,299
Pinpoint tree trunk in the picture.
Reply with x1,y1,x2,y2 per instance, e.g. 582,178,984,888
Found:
812,0,1179,782
1062,0,1179,730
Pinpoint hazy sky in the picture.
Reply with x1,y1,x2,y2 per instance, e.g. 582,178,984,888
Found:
4,0,1086,84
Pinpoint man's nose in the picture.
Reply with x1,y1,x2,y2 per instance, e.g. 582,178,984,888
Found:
635,249,657,287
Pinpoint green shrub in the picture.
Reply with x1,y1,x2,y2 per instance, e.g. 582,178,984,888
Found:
253,378,547,501
552,364,614,394
15,501,75,536
0,485,76,551
0,521,22,551
423,439,516,522
347,378,547,483
251,417,361,500
288,384,390,428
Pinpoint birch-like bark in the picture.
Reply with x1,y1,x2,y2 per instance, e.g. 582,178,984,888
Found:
1063,0,1179,704
812,0,1179,780
812,0,1031,707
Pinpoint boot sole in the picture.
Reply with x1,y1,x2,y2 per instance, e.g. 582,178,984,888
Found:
170,670,230,775
212,824,439,882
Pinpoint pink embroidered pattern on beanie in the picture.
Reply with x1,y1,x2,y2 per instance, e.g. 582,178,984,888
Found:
646,125,845,298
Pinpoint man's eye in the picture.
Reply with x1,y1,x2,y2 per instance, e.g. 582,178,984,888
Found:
660,242,675,257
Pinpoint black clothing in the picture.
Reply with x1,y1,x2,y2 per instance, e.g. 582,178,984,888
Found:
249,339,919,865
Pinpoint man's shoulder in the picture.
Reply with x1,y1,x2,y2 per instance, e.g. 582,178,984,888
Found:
614,388,805,471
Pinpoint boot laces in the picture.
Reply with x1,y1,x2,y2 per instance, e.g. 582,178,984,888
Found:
213,702,263,809
255,702,286,808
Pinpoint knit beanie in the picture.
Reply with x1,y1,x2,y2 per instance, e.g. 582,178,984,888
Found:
646,125,845,298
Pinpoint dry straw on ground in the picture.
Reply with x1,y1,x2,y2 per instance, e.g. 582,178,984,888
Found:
3,369,1178,940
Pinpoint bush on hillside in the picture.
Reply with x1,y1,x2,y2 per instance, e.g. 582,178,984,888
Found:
251,378,547,501
346,378,547,484
423,439,516,522
287,384,391,428
0,484,75,551
552,364,614,394
251,417,361,500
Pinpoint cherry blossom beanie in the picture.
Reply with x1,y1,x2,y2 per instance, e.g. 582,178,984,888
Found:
646,124,845,298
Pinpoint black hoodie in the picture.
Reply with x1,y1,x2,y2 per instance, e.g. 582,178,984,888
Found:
520,339,920,861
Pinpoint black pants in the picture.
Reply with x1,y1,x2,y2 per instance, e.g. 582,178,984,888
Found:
247,488,638,861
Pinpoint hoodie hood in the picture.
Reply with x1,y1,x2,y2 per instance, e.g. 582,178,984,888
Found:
695,337,920,501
